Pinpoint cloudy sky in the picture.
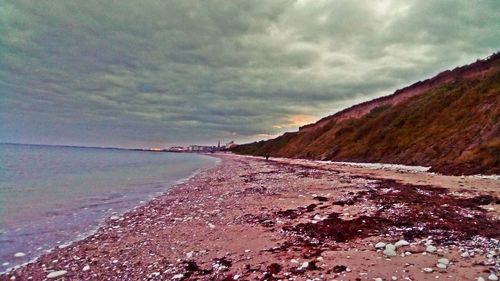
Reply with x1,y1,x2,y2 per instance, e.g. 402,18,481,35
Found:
1,0,499,148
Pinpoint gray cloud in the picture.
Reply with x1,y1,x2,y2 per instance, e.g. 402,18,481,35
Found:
1,0,499,147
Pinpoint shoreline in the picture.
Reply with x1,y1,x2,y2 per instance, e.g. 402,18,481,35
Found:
0,154,220,276
2,154,499,280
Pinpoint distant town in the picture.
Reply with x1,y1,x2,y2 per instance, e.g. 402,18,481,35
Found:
146,140,238,153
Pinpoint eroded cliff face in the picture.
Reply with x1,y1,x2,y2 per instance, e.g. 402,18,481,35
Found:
300,53,500,133
233,53,500,175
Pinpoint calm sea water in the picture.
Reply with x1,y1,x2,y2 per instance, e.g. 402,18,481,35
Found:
0,143,217,270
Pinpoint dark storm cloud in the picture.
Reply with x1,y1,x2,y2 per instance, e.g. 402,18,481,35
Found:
1,0,499,147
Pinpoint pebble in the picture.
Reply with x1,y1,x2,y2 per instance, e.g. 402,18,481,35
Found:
375,242,386,249
423,268,434,273
13,252,26,258
385,244,396,251
477,278,485,281
426,245,437,253
299,261,309,270
437,258,449,265
436,263,447,269
375,278,383,281
46,270,67,279
488,274,499,281
395,240,410,248
82,265,90,271
383,249,397,257
391,277,398,280
172,273,184,279
2,262,9,266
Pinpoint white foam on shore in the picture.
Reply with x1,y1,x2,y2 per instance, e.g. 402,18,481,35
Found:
323,161,431,173
471,174,500,180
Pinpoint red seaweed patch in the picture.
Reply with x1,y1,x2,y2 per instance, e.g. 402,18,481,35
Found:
282,179,499,245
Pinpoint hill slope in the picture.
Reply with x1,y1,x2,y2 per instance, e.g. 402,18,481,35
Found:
233,53,500,175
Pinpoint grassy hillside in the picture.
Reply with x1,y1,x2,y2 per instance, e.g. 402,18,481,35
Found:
233,55,500,175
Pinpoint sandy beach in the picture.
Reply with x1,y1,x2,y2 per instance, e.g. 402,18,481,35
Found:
3,153,499,281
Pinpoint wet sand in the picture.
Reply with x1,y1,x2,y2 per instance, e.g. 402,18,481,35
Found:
2,154,499,281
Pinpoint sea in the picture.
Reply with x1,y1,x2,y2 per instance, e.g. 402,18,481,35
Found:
0,143,217,271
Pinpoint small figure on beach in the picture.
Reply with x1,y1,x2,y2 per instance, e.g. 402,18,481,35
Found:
265,153,270,160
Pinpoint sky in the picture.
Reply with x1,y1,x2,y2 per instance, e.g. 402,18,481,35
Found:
1,0,499,148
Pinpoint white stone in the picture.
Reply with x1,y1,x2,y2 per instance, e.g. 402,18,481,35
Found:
186,251,194,258
47,270,67,279
395,240,410,248
426,245,437,253
207,223,216,229
82,265,90,271
436,263,447,269
385,244,396,251
2,262,9,266
375,278,383,281
488,274,498,281
423,268,433,273
290,259,299,264
437,258,449,265
172,273,184,279
375,242,386,249
149,272,160,278
391,277,398,280
383,249,397,257
460,252,470,258
299,261,309,270
233,274,240,280
13,252,26,258
477,278,485,281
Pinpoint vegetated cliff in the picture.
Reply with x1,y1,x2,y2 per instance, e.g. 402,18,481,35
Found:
233,53,500,175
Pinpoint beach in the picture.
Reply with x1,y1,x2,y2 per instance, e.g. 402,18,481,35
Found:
3,153,499,281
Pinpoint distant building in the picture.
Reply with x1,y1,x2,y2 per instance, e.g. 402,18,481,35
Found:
189,145,217,152
167,141,234,153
